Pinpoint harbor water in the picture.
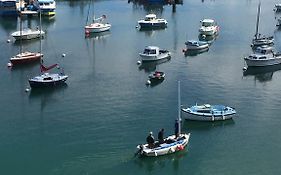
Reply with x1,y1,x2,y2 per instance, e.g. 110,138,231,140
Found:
1,0,281,174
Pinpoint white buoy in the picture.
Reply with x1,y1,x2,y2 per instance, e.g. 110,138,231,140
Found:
137,60,141,65
146,80,151,85
243,66,247,71
7,62,12,67
25,88,30,92
62,53,66,57
7,39,11,43
135,25,139,28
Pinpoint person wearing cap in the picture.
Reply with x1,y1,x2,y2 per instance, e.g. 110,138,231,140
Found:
158,128,165,144
146,131,155,148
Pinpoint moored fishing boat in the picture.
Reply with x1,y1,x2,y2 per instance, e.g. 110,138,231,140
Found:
184,40,209,51
139,46,170,62
181,104,236,121
138,14,167,29
198,19,219,36
244,46,281,67
35,0,56,16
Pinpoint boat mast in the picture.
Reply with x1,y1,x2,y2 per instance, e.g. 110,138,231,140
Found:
178,81,181,134
86,0,91,25
39,7,43,65
255,2,261,39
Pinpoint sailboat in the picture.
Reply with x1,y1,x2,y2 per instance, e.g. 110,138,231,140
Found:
28,9,68,88
84,1,111,34
11,3,45,41
135,81,191,157
251,2,274,48
10,4,42,65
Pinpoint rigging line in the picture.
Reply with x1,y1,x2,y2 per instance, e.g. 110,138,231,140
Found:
86,0,91,25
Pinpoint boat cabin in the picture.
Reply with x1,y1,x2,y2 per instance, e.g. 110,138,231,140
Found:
143,46,159,56
255,46,273,55
200,19,215,27
144,14,157,21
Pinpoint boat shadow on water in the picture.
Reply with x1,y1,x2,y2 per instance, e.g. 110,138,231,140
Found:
133,149,188,172
183,119,235,131
243,64,281,82
138,57,171,72
85,31,111,40
28,84,68,111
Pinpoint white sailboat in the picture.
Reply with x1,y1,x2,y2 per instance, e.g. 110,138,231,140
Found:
10,5,42,65
84,1,111,34
135,81,191,157
251,2,274,48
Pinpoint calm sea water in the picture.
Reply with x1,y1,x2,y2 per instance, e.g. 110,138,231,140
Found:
1,0,281,174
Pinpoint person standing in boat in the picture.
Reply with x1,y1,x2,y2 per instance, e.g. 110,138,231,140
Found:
158,128,165,144
146,131,155,148
175,119,180,138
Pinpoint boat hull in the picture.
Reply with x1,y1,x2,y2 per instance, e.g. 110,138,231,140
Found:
244,57,281,67
181,105,236,121
29,75,68,88
136,133,190,157
181,110,234,121
85,24,111,33
138,22,167,29
11,30,45,40
140,52,170,62
10,52,42,65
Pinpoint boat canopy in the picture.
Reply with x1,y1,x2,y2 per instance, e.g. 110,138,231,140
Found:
201,19,215,26
145,14,157,20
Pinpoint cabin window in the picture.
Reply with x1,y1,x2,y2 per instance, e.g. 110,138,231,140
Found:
259,56,266,59
202,22,213,27
197,110,211,113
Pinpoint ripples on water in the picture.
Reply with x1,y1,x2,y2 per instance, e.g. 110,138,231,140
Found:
1,0,281,175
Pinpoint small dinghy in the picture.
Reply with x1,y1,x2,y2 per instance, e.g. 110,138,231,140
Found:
136,81,191,157
181,104,236,121
146,71,165,86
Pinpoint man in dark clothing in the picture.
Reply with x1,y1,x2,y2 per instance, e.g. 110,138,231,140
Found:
175,119,180,138
146,131,155,148
158,128,165,144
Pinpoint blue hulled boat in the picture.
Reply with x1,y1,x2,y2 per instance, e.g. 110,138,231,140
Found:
181,104,236,121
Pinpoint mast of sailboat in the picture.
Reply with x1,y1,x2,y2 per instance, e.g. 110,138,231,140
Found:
178,81,181,134
255,1,261,40
39,7,43,64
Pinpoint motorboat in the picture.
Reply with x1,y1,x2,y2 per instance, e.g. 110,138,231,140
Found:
181,104,236,121
139,46,171,62
198,19,219,36
146,71,165,85
274,4,281,12
184,40,209,51
251,2,274,48
11,28,45,40
85,15,111,33
244,46,281,67
136,81,191,157
35,0,56,16
136,133,190,157
10,52,42,65
29,64,68,88
138,14,167,29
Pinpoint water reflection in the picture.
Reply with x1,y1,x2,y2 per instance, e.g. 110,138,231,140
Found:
85,31,111,40
183,119,235,131
28,84,68,112
133,150,187,173
138,57,171,72
243,64,281,82
0,16,18,34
